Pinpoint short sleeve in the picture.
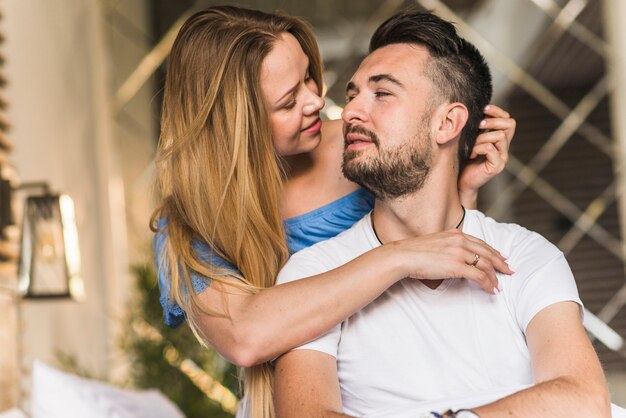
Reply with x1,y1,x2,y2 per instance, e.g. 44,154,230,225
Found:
153,219,240,328
284,188,374,254
291,325,342,358
154,227,189,328
506,235,582,332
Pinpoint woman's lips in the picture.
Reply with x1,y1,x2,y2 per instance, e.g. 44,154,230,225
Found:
302,118,322,134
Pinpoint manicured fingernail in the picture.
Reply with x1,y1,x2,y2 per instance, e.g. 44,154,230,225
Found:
493,287,500,295
480,120,487,128
484,105,491,111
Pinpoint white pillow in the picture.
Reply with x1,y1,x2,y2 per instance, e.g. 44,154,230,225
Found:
31,361,185,418
0,409,28,418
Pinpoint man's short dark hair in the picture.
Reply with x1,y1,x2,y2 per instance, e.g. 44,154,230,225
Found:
370,9,493,165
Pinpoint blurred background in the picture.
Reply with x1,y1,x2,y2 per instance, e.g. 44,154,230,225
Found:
0,0,625,416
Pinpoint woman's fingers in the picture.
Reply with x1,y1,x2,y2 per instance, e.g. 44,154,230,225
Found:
459,264,494,294
464,236,512,274
480,104,516,149
459,263,498,294
462,245,502,292
479,117,516,133
453,232,512,293
461,232,506,261
460,110,514,189
469,143,505,174
401,230,512,295
474,128,511,147
474,129,510,155
483,104,510,119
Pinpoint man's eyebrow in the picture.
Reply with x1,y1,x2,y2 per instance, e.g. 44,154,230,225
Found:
345,74,405,94
275,80,300,105
346,81,357,94
369,74,405,88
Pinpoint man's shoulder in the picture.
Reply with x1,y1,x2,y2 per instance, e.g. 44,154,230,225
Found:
277,213,376,285
469,210,572,291
468,210,564,262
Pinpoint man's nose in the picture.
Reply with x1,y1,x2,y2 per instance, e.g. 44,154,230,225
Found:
342,97,367,125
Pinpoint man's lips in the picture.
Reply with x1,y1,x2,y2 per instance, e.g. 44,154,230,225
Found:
344,125,378,151
345,132,373,145
302,118,322,133
345,133,375,151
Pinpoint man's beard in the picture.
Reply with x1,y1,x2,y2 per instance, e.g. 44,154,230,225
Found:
342,124,432,201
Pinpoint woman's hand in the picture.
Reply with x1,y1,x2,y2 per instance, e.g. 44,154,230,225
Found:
387,229,513,295
458,104,516,208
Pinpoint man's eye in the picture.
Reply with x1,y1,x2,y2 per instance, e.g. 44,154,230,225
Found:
345,95,355,103
375,91,390,97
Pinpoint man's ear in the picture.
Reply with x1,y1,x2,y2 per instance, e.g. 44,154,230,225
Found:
434,103,468,145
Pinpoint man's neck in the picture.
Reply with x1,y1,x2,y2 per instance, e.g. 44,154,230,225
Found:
371,164,464,244
371,166,463,290
372,186,463,243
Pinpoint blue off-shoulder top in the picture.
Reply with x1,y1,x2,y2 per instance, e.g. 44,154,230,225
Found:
155,188,375,328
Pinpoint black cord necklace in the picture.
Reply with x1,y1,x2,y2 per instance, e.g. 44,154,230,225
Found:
455,205,466,230
371,205,466,245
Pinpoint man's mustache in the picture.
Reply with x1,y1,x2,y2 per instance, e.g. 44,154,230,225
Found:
343,125,380,148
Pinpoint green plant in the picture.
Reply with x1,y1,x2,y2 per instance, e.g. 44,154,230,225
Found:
120,264,240,418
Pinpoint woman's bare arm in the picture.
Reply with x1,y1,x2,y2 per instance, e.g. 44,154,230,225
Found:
192,230,511,367
189,107,516,366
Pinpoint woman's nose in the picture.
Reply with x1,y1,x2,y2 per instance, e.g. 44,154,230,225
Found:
303,91,324,115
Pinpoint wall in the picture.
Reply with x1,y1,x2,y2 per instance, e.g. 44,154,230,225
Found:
3,0,131,403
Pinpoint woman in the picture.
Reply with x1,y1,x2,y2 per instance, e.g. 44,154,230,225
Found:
152,6,515,417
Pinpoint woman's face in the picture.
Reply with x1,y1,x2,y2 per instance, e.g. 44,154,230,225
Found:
261,33,325,157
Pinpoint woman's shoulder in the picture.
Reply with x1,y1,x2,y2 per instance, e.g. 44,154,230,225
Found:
153,217,240,274
320,119,344,153
321,118,342,133
285,188,374,253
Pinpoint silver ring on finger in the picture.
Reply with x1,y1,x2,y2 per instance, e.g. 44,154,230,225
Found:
470,253,480,267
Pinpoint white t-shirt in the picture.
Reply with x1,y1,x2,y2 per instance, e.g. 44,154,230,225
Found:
373,386,626,418
276,210,582,417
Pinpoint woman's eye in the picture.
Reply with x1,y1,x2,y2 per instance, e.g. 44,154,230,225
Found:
345,95,355,103
284,99,297,110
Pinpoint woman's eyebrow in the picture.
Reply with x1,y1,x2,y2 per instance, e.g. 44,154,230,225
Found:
275,80,300,105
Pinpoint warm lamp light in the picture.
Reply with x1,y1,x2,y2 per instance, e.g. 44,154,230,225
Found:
17,192,83,300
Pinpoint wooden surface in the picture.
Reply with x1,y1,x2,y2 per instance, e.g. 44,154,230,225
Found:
0,274,19,411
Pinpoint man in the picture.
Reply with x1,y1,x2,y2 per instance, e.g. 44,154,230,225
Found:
273,9,612,418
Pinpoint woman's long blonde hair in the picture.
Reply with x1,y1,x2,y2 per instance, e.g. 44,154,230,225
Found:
150,6,323,418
